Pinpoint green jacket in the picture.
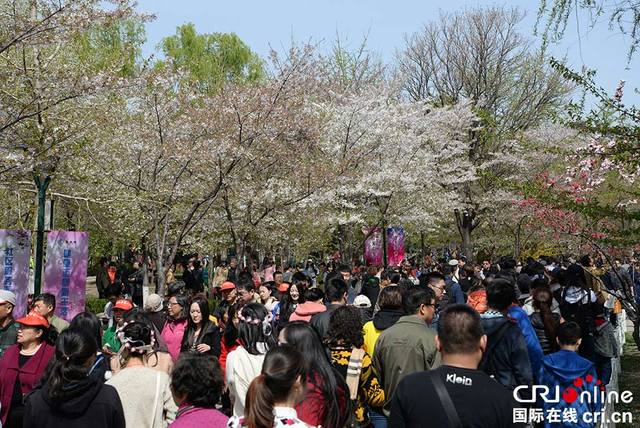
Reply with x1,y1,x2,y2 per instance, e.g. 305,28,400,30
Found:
0,321,18,357
102,325,121,353
373,314,441,415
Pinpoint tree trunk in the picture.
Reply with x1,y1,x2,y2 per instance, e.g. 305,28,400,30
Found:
454,209,478,261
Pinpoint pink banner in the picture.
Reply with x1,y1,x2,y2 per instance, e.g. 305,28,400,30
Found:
363,227,383,266
44,231,88,321
0,230,31,318
386,226,405,267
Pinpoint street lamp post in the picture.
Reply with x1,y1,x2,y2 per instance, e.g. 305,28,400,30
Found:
33,174,51,296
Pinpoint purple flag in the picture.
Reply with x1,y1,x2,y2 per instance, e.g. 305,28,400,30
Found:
44,231,88,321
363,227,383,266
386,226,405,267
0,230,31,317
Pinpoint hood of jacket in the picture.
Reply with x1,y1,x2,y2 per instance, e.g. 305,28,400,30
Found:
294,301,326,317
542,349,594,384
372,308,404,330
41,375,103,417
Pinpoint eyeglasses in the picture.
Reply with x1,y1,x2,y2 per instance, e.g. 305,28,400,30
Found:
168,302,181,306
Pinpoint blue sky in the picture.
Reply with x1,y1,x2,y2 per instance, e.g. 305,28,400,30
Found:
136,0,639,106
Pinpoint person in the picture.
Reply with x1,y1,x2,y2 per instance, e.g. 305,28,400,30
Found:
258,282,278,312
23,328,125,428
310,277,348,339
326,305,385,426
353,295,373,322
219,302,241,374
106,320,177,427
529,287,561,355
127,261,145,307
180,295,220,357
592,305,619,385
362,286,403,356
507,294,544,379
360,266,382,307
227,345,309,428
69,311,111,382
183,259,204,295
169,354,228,428
144,293,167,334
467,283,488,314
96,257,111,299
213,281,237,322
290,287,326,322
0,290,18,357
102,299,133,354
228,258,239,284
236,279,258,305
538,322,602,428
161,294,188,361
279,321,350,428
110,310,173,375
480,279,533,391
33,293,69,335
390,304,520,428
0,311,55,427
373,288,439,415
226,302,278,416
273,281,305,329
420,271,447,303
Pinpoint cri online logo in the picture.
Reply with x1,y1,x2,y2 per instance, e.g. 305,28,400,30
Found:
514,375,632,405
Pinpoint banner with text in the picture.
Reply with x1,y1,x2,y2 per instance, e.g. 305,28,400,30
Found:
44,231,88,321
0,230,31,317
386,226,405,267
363,227,383,266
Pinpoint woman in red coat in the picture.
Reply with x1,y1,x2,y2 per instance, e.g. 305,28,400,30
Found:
0,311,55,427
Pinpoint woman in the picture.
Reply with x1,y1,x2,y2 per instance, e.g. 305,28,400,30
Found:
69,311,111,382
362,286,403,356
161,294,188,361
110,310,173,375
258,283,278,312
226,303,277,417
227,346,309,428
169,354,227,427
290,288,326,322
326,306,385,427
23,329,125,428
220,302,241,374
279,322,350,428
561,264,599,360
180,296,221,357
272,282,305,329
0,311,54,427
530,287,561,355
106,321,177,427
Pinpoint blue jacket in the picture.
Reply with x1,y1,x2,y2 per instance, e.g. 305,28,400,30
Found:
508,305,544,379
444,276,465,305
539,350,602,427
480,313,533,390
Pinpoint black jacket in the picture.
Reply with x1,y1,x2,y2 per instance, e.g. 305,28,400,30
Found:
180,321,221,357
372,308,404,331
310,303,342,340
24,376,125,428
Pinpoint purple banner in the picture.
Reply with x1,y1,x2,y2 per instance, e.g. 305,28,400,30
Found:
386,226,405,267
0,230,31,317
44,231,88,321
363,227,383,266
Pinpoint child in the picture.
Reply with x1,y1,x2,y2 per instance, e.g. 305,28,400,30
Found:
538,322,602,428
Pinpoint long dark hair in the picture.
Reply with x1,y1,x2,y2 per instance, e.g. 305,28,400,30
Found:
278,282,306,325
223,302,241,348
281,322,350,428
70,311,102,349
168,294,189,321
45,329,98,402
237,303,277,355
187,295,211,330
245,345,307,428
533,287,559,352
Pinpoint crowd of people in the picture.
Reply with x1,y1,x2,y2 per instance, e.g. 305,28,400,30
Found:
0,253,637,427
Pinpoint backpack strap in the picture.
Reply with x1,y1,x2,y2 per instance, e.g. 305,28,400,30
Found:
430,371,463,428
346,348,365,401
481,319,514,377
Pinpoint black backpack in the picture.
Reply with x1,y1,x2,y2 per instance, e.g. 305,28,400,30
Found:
479,320,515,379
560,287,594,333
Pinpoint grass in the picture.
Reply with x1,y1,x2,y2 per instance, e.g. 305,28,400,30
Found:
616,332,640,427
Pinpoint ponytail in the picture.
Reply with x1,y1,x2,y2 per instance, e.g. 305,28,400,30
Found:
245,374,275,428
533,288,558,352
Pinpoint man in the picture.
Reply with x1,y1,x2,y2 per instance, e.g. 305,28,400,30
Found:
310,277,348,339
480,279,533,391
102,298,133,354
227,257,238,284
183,259,204,295
33,293,69,334
0,290,18,357
374,287,440,415
273,271,284,288
443,260,465,308
282,264,294,283
127,261,145,306
213,281,237,322
95,257,110,299
481,259,492,280
538,322,602,428
390,304,521,428
338,264,358,304
420,271,447,303
236,279,257,305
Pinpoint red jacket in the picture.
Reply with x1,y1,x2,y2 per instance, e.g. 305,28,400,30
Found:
0,343,55,424
219,338,239,375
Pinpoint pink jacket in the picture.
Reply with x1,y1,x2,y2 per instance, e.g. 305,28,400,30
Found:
169,405,228,428
161,319,187,361
290,302,326,322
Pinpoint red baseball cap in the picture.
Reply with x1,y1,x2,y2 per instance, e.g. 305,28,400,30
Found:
277,282,291,293
113,299,134,311
16,311,49,328
220,281,236,291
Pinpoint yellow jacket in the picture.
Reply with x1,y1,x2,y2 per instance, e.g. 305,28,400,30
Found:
363,320,382,356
